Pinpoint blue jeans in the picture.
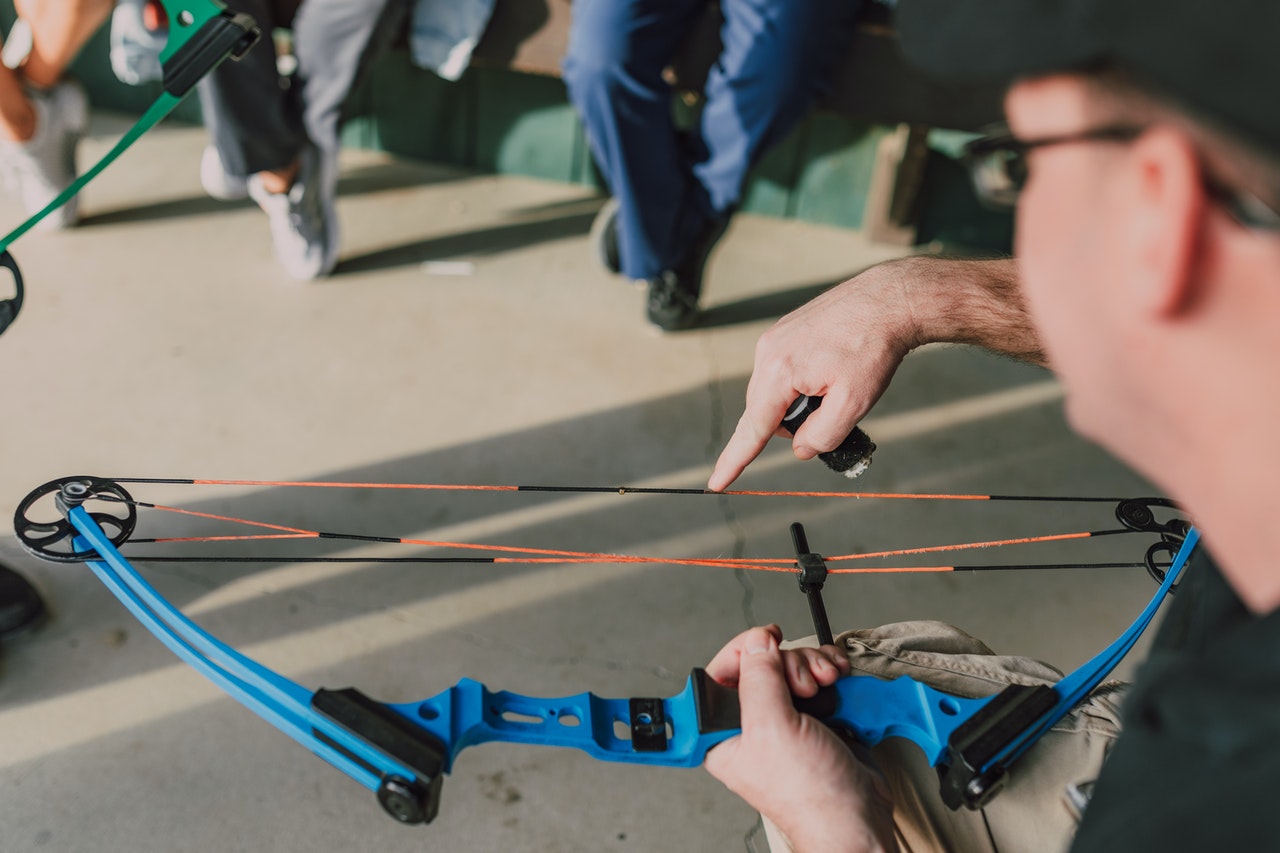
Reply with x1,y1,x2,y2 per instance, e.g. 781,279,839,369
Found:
563,0,860,280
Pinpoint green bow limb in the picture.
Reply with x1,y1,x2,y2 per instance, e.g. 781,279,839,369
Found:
0,1,259,330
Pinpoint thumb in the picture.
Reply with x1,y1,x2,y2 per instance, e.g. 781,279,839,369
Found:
735,628,798,731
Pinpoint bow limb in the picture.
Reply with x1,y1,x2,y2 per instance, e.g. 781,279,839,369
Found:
0,3,260,335
0,3,257,253
66,507,433,820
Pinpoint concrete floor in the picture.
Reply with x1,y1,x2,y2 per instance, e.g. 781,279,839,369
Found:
0,113,1167,852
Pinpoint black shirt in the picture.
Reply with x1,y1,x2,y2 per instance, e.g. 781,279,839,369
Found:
1069,547,1280,850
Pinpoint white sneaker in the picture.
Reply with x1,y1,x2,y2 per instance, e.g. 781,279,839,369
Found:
109,0,166,86
247,145,335,280
0,80,89,230
200,145,249,201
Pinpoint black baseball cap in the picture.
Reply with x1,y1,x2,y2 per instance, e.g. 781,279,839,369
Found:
895,0,1280,158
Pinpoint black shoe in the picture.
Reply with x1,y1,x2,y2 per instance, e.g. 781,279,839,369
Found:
0,563,46,640
646,269,700,331
589,197,621,276
644,215,731,332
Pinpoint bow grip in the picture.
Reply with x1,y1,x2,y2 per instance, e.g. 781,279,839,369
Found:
692,668,995,767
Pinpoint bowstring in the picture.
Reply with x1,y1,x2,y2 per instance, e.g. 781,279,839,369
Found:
92,479,1154,574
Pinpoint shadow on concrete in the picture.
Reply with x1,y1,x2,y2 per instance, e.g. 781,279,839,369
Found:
697,278,843,330
79,194,258,227
334,209,598,275
78,160,469,229
2,344,1152,710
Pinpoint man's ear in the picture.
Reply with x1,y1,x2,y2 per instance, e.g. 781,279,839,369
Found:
1123,126,1207,317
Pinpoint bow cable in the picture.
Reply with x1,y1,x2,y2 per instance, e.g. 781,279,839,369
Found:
20,476,1183,576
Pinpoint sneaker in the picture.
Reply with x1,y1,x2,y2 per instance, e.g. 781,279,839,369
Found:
589,196,621,275
200,145,249,201
646,269,700,331
0,563,46,640
0,80,88,230
644,215,730,332
109,0,167,86
247,145,335,280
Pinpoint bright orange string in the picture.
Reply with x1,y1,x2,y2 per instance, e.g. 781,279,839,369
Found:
135,502,1112,575
141,504,317,535
183,478,997,501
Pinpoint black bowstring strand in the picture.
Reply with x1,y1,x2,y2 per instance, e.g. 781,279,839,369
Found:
105,475,1132,502
90,481,1159,572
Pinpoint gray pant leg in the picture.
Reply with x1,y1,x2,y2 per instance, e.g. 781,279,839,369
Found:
197,0,306,177
292,0,410,201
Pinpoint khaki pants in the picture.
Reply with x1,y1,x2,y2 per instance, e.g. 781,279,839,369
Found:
762,622,1125,853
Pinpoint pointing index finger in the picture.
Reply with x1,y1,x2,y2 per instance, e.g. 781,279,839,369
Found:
708,386,801,491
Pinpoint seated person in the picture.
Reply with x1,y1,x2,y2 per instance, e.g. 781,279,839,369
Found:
562,0,861,331
196,0,411,280
0,0,114,229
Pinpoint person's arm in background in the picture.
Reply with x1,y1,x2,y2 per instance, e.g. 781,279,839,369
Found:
709,256,1041,491
7,0,113,94
702,626,899,853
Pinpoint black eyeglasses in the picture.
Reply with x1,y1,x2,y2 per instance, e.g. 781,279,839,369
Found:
961,124,1280,231
960,125,1144,209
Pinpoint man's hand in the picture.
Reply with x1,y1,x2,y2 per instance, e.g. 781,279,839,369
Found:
703,626,898,853
708,257,1037,491
708,262,923,491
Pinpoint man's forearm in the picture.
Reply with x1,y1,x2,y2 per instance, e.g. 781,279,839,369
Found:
893,255,1046,366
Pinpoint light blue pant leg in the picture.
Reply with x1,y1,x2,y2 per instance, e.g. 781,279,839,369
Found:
694,0,862,214
562,0,709,281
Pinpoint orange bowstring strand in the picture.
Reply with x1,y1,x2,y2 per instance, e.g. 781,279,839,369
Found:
138,502,781,570
134,502,1115,574
630,530,1100,565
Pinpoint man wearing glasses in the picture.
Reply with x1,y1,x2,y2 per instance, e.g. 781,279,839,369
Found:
702,0,1280,850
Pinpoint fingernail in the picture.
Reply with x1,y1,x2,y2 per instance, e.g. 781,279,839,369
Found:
745,632,773,655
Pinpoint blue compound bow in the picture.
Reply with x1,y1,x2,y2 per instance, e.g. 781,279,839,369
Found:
0,1,259,335
15,475,1197,824
0,2,1201,830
